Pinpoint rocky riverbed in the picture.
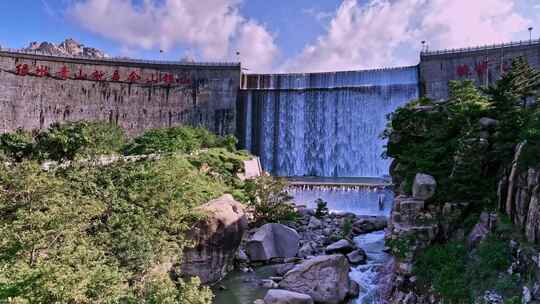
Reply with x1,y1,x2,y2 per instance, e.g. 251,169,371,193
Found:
214,187,393,304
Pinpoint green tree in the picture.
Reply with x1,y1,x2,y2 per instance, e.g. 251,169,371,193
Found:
245,176,297,224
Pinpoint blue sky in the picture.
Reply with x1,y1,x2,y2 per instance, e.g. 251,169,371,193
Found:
0,0,539,73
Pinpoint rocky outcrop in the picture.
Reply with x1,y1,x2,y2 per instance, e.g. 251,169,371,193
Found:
263,289,314,304
246,223,300,262
180,194,248,283
22,38,108,58
500,142,540,244
467,212,498,249
385,193,440,304
279,254,352,304
412,173,437,200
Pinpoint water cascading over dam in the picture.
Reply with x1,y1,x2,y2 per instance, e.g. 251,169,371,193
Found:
239,66,420,177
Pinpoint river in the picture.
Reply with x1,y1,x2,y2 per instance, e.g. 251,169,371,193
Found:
214,186,393,304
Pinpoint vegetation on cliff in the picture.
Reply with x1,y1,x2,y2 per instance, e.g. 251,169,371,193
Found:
384,57,540,302
384,57,540,209
0,122,252,303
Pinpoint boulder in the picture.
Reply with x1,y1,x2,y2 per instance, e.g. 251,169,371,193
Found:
236,249,249,263
479,117,499,130
307,216,322,230
246,223,300,262
298,207,316,218
523,286,532,304
180,194,248,283
276,263,296,276
325,239,355,254
412,173,437,200
348,280,360,298
347,249,367,265
467,212,498,249
279,255,352,304
298,242,316,258
482,291,503,304
352,216,387,234
264,289,314,304
532,283,540,300
261,279,279,289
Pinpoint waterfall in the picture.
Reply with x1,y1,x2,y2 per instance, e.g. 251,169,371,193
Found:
239,66,419,177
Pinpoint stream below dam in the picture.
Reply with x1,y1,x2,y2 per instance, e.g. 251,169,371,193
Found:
214,185,393,304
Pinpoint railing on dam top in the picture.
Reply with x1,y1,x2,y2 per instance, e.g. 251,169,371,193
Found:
421,39,540,57
0,47,240,68
241,65,419,90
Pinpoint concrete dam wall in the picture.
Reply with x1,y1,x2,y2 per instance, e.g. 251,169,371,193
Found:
420,39,540,100
240,40,540,177
0,50,240,136
0,39,539,178
239,67,419,177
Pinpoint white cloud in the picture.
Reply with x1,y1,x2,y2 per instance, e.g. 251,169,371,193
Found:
282,0,530,73
235,20,279,73
302,7,333,24
68,0,278,71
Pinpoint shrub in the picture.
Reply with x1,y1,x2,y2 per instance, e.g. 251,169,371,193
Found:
341,218,353,240
0,122,126,162
0,152,234,303
123,126,236,156
188,148,250,187
414,242,469,303
0,129,34,161
315,198,329,218
245,176,298,224
414,235,521,303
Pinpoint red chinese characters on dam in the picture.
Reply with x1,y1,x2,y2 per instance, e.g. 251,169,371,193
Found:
455,60,513,78
14,63,194,86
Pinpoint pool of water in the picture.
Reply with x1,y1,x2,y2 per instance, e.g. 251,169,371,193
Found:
212,265,276,304
213,186,393,304
289,186,393,216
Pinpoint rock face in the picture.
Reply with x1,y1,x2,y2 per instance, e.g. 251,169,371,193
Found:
264,289,314,304
467,212,498,249
385,195,440,304
499,142,540,245
279,255,352,304
180,194,248,283
412,173,437,200
22,38,107,58
246,223,300,262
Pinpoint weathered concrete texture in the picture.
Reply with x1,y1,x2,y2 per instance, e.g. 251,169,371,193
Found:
420,40,540,100
0,51,240,136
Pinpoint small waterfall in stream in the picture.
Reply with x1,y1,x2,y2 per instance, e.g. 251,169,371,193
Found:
239,66,419,177
290,186,393,304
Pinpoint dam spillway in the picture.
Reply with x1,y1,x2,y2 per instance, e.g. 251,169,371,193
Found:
239,67,420,178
